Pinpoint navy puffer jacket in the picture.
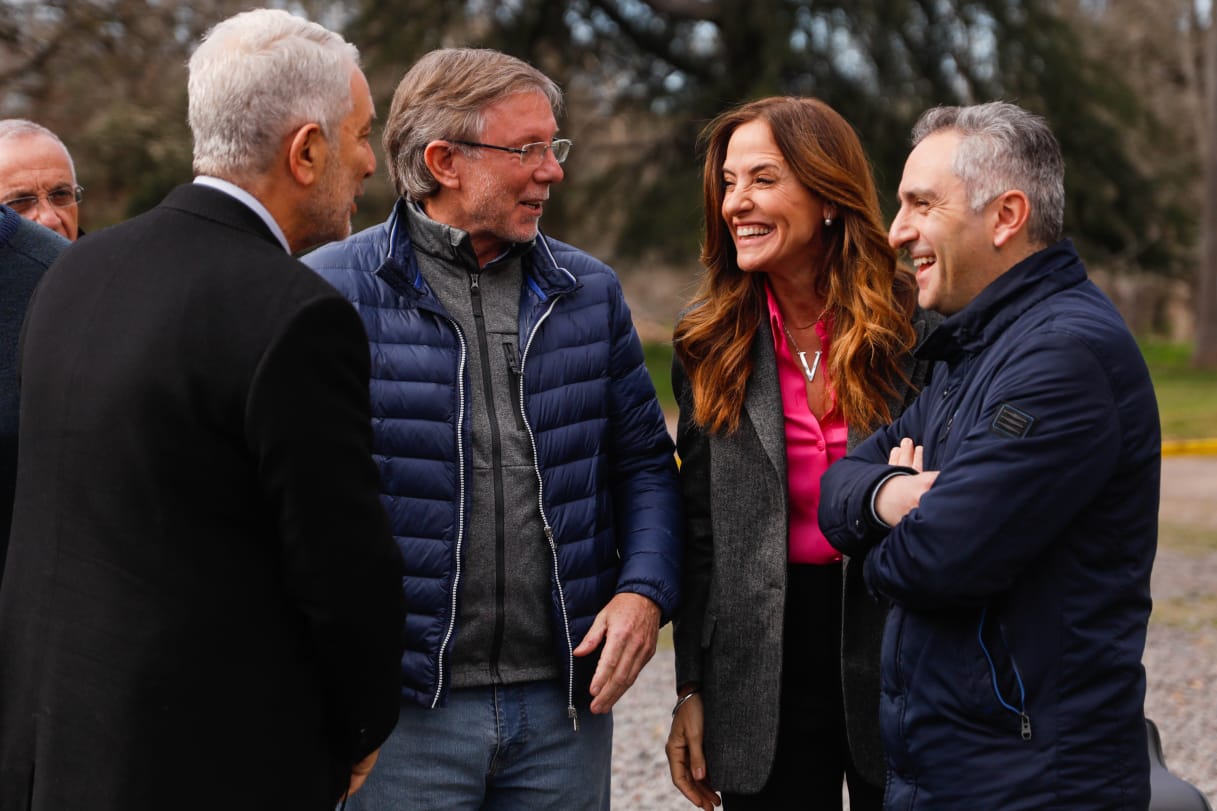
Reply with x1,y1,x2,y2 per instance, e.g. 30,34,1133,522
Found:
303,203,682,717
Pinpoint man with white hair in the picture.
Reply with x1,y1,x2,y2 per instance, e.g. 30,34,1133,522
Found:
0,120,83,241
0,10,404,811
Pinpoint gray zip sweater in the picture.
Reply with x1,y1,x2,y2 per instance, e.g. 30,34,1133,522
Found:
403,202,557,687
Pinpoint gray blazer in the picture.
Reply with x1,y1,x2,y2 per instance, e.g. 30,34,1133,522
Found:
671,309,938,793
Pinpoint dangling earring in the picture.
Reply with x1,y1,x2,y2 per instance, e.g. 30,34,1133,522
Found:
824,216,834,227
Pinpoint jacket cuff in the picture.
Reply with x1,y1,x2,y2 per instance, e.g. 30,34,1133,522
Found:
868,470,915,530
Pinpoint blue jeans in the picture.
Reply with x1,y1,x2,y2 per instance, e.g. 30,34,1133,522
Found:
344,680,613,811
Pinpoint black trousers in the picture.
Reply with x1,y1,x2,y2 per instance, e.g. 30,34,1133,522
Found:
723,563,884,811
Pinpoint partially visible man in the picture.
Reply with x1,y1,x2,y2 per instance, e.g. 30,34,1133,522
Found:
0,206,67,584
0,10,404,811
0,120,83,241
303,47,682,810
819,101,1158,810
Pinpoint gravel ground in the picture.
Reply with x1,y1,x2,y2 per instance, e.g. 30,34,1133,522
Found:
1145,456,1217,804
612,456,1217,809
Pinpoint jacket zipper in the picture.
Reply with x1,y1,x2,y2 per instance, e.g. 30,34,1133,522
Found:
431,317,468,709
518,294,580,730
936,381,959,448
469,272,509,682
977,606,1032,740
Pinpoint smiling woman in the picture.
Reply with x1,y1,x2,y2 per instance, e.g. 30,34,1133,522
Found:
665,96,938,811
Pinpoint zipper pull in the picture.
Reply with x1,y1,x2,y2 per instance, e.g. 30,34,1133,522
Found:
569,704,579,732
469,272,480,292
1020,712,1032,741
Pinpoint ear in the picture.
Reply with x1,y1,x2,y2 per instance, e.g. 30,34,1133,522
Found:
991,190,1031,249
823,203,838,222
423,140,462,191
287,123,326,187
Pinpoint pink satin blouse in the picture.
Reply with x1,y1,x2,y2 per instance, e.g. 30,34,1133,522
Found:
766,285,847,564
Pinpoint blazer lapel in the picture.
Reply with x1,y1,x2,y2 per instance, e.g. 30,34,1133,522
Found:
744,320,787,485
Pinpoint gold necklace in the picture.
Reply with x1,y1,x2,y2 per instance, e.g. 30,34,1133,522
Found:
782,322,822,383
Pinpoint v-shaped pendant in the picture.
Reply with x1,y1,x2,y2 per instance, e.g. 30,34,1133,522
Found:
795,349,822,383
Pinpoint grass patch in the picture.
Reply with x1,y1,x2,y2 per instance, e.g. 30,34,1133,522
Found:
1140,341,1217,441
644,340,676,413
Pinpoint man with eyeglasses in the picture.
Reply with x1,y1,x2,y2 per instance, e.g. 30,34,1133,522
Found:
0,120,83,241
0,121,75,585
303,48,682,811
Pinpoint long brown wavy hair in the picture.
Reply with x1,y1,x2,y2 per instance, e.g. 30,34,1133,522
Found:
673,96,917,435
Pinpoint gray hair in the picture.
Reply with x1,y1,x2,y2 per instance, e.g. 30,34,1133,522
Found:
188,8,359,180
0,119,76,179
383,48,563,200
911,101,1065,247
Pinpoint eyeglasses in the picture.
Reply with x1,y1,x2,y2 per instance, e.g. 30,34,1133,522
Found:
3,185,83,215
450,139,572,166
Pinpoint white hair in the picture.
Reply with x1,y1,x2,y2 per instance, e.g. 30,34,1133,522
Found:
0,119,76,179
188,8,359,180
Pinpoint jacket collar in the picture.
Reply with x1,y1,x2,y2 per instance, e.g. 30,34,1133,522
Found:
375,198,578,305
918,239,1086,363
159,183,283,250
192,176,290,252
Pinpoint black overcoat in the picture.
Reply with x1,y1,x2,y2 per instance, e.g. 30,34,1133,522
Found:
0,184,406,810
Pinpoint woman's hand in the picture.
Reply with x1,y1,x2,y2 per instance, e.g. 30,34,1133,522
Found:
665,692,721,810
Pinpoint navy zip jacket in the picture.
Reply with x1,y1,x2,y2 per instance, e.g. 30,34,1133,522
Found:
820,240,1157,810
303,202,682,719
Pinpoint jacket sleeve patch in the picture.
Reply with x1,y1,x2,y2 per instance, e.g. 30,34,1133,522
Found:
990,402,1036,439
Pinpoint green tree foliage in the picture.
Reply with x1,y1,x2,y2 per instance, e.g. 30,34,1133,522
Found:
1058,0,1212,357
0,1,244,227
1,0,1191,280
1198,2,1217,366
346,0,1185,274
0,0,339,230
